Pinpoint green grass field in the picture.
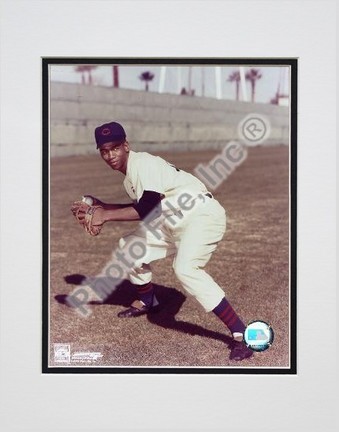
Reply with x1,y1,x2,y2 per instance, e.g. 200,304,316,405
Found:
49,145,290,368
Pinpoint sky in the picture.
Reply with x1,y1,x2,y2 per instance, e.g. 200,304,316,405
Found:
50,64,290,104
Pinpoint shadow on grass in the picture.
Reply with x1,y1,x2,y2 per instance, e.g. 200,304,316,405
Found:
56,274,233,347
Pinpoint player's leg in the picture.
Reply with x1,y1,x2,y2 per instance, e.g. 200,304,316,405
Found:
117,224,175,317
172,199,252,360
172,200,227,311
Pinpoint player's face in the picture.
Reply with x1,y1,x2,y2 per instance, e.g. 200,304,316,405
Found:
99,141,130,174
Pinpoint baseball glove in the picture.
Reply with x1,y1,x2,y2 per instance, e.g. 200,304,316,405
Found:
71,201,104,236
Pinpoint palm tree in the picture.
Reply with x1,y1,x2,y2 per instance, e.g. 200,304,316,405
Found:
227,70,241,101
245,68,262,103
112,65,119,88
139,71,154,91
74,65,97,85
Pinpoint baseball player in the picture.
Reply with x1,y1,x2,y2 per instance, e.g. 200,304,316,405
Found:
72,121,253,361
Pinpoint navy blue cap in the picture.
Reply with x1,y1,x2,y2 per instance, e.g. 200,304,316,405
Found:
95,121,126,148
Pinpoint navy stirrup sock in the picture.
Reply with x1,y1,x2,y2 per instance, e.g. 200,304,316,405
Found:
213,298,246,335
136,282,154,307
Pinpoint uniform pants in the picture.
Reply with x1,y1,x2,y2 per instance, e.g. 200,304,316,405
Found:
118,197,227,312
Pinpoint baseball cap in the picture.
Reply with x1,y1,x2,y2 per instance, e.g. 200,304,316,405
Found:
95,121,126,148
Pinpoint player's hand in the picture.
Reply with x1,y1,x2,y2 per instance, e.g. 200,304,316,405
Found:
71,201,105,236
91,207,106,226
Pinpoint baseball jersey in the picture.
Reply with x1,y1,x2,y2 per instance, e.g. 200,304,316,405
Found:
123,151,208,211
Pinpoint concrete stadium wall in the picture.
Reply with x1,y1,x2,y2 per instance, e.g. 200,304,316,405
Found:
50,82,289,157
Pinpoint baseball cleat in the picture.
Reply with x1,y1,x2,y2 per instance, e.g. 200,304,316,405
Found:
229,340,254,361
117,299,159,318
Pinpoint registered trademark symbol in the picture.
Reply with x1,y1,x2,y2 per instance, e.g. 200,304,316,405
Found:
238,114,271,146
243,118,267,141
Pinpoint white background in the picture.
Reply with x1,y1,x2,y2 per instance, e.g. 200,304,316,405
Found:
0,1,336,431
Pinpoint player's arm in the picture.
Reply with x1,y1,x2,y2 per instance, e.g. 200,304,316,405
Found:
100,205,140,222
101,202,134,211
93,191,163,225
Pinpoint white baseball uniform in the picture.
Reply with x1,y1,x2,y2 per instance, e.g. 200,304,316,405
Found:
118,150,227,312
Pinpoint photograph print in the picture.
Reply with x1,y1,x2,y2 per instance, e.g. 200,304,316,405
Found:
43,58,296,373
